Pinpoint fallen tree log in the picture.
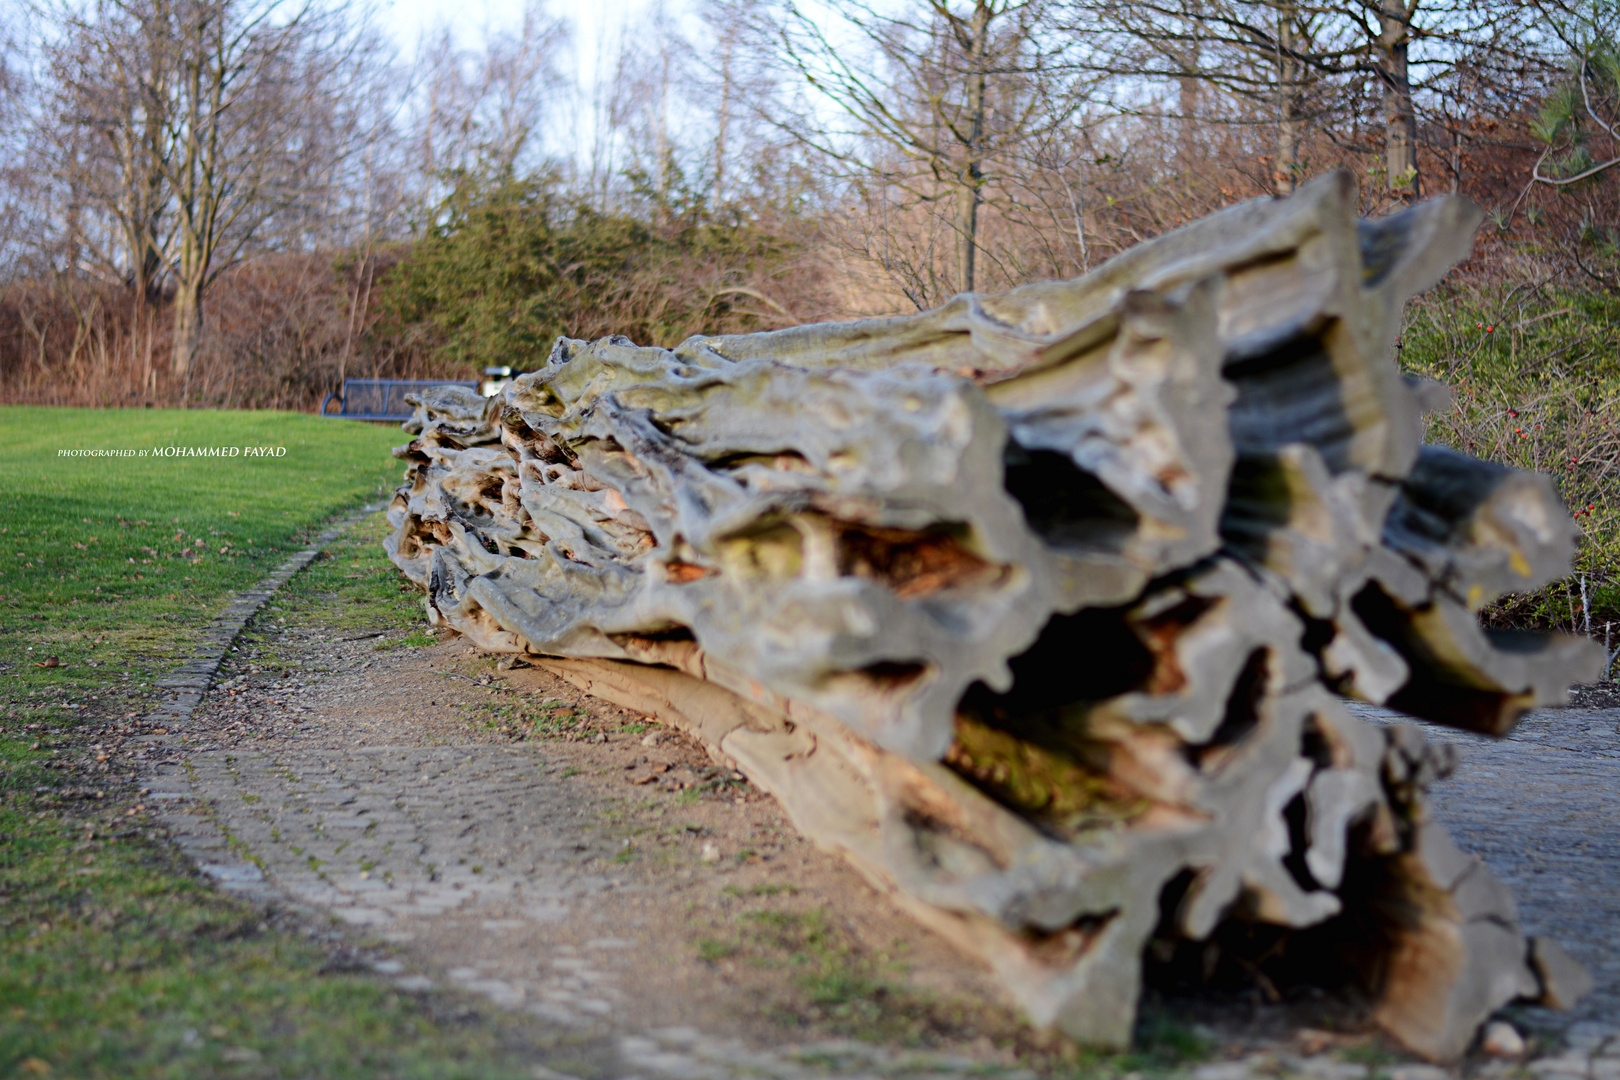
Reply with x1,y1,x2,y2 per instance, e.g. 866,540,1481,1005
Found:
385,170,1598,1060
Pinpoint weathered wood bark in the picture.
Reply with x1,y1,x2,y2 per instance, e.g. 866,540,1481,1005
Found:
386,171,1597,1060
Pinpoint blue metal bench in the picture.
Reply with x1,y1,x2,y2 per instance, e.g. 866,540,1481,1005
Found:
320,379,480,421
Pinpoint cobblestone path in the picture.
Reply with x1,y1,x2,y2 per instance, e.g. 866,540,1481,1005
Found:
141,625,1043,1079
134,545,1619,1078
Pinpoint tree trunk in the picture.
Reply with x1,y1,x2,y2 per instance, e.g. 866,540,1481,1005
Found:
955,1,991,295
656,46,674,219
126,203,165,310
1178,3,1201,171
955,178,980,294
714,28,734,209
170,274,202,378
1179,72,1200,171
1274,7,1302,195
1378,0,1420,202
1276,117,1302,195
1449,119,1463,193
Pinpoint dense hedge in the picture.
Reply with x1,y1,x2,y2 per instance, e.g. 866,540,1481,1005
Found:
372,174,813,372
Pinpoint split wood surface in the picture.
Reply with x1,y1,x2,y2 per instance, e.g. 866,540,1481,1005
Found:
384,172,1598,1061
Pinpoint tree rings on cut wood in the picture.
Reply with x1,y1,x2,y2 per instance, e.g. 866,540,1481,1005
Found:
385,171,1598,1060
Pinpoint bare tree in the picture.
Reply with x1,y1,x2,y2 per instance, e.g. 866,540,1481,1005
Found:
568,15,636,212
1072,0,1547,202
40,0,397,378
695,0,801,216
44,0,174,304
0,11,37,284
765,0,1093,300
163,0,390,376
408,0,567,201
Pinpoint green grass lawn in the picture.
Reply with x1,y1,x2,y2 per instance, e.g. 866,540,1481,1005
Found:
0,407,553,1079
0,406,402,679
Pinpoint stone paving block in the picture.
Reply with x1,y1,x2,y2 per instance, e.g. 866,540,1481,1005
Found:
1295,1061,1369,1080
332,906,392,926
1192,1064,1253,1080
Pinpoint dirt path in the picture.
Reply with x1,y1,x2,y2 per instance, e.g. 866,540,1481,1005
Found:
134,525,1620,1079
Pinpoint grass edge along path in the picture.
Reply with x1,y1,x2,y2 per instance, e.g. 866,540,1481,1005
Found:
138,502,381,735
1,409,560,1079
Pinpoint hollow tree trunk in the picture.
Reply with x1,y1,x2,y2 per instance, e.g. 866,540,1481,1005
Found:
382,172,1595,1061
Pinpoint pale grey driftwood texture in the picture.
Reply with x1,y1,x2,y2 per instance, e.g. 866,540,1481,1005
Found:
385,171,1599,1060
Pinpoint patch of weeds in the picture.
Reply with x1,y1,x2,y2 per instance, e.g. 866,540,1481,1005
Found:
1340,1042,1398,1066
400,629,437,648
692,904,955,1043
1402,284,1620,632
461,698,592,743
723,883,800,900
696,938,737,962
1121,1009,1216,1070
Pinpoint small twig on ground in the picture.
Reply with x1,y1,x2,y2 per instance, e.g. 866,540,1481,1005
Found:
435,670,515,693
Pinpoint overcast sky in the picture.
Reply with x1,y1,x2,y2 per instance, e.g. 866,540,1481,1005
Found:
374,0,672,79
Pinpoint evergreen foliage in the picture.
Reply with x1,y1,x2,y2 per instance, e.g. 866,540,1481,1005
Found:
374,173,804,372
